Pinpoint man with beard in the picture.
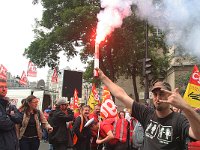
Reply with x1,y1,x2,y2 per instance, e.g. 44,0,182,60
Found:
0,79,22,150
96,68,200,150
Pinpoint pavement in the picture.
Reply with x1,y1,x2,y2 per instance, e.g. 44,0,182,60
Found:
39,141,49,150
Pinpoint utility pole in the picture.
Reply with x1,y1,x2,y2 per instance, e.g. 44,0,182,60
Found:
144,21,149,104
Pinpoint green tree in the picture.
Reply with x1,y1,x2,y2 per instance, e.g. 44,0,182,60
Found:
26,1,170,102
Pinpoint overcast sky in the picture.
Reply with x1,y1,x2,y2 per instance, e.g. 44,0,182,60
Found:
0,0,86,82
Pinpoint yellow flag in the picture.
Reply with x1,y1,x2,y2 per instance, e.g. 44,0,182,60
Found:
183,65,200,108
87,92,99,112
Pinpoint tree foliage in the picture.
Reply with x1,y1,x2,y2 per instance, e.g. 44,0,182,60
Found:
26,1,170,101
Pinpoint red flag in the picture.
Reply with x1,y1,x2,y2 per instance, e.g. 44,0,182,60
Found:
73,89,79,109
27,61,37,77
183,65,200,108
92,84,100,104
19,71,28,85
102,86,113,103
51,68,58,83
69,101,74,110
0,64,7,80
100,86,117,119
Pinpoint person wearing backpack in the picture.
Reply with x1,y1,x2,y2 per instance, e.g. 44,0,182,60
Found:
96,68,200,150
16,95,53,150
132,120,144,150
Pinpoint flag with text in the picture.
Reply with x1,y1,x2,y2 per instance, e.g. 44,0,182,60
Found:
19,71,28,85
0,64,7,80
27,61,37,77
183,65,200,108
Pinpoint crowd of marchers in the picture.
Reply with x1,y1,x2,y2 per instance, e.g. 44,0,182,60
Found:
1,67,200,150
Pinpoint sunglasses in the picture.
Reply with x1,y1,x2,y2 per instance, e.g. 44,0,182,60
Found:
61,104,67,106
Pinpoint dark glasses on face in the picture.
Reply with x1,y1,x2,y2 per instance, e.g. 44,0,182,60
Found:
61,104,67,106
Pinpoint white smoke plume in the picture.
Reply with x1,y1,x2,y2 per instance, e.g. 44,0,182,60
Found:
96,0,133,43
133,0,200,57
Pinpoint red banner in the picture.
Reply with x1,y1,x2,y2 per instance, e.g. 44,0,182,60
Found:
92,84,100,104
73,89,79,109
51,68,58,83
100,86,117,119
0,64,7,80
188,65,200,86
19,71,28,85
27,61,37,77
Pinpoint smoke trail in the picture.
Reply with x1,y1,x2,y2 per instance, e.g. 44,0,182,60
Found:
96,0,133,44
133,0,200,57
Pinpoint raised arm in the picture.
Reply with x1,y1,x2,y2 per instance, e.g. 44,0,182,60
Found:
96,68,134,110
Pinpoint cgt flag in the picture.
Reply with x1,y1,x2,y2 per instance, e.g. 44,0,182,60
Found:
19,71,28,85
100,86,117,119
27,61,37,77
87,84,100,111
0,64,7,80
183,65,200,108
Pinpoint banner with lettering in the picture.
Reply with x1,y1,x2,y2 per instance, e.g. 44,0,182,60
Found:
27,61,37,77
19,71,28,85
87,84,100,111
100,86,117,119
51,68,58,83
183,65,200,108
0,64,7,80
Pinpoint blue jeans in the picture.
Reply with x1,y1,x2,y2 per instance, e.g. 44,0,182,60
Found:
19,137,40,150
42,129,48,141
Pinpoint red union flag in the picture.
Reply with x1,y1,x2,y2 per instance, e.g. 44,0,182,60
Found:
51,68,58,83
87,84,100,111
100,86,117,119
184,65,200,108
0,64,7,80
92,84,100,104
27,61,37,77
19,71,28,85
73,89,79,109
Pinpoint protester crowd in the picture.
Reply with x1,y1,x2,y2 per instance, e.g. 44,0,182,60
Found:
1,67,200,150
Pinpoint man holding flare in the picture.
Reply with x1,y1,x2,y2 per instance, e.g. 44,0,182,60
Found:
95,68,200,150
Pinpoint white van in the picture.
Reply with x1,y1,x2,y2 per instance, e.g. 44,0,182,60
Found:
7,88,52,111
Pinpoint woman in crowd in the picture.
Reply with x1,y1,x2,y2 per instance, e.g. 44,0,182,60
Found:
16,95,53,150
73,105,91,150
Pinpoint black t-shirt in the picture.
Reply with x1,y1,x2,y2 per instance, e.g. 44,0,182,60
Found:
131,102,190,150
23,113,37,137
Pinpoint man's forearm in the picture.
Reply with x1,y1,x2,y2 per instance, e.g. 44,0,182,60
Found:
182,105,200,140
101,75,134,109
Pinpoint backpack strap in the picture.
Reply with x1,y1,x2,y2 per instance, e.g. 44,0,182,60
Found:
112,118,118,136
119,119,125,141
